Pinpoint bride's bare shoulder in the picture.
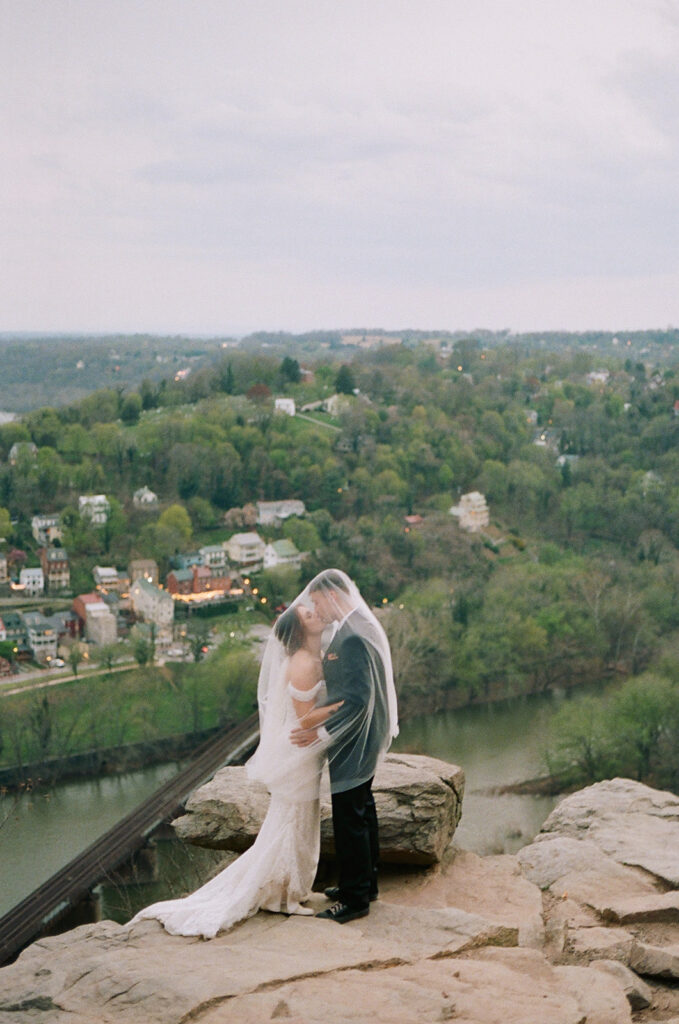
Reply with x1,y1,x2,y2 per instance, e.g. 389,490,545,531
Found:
287,649,320,691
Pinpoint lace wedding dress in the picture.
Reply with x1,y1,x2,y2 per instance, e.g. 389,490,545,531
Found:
128,679,324,938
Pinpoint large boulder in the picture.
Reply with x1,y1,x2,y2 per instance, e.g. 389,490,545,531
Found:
532,777,679,887
173,752,465,865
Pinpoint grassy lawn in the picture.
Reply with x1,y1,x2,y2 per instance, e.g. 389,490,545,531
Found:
0,645,259,770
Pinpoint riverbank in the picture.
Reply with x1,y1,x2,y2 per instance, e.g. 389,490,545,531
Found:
0,671,614,793
0,725,239,789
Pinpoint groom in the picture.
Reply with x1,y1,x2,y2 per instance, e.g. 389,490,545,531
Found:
291,570,391,924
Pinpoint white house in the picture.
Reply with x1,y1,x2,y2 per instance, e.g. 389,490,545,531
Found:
256,500,306,527
199,544,228,570
324,393,352,418
224,532,266,573
133,486,159,509
93,566,120,589
274,397,296,417
31,514,63,545
21,612,58,662
19,567,45,595
263,538,303,570
79,494,111,525
129,577,174,629
587,370,610,386
449,492,489,533
0,553,7,584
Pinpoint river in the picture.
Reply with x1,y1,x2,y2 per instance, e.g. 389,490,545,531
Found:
0,690,565,922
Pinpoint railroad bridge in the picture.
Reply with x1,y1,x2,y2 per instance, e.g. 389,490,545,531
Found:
0,713,260,966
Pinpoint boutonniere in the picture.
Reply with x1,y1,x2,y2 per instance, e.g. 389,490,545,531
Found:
327,652,339,661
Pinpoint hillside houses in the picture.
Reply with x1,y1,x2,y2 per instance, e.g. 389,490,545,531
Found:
224,532,266,574
39,547,70,592
78,494,110,525
31,514,63,546
263,538,302,570
128,559,159,586
166,564,233,602
132,486,159,510
449,492,490,533
129,577,174,632
256,500,306,527
18,567,44,596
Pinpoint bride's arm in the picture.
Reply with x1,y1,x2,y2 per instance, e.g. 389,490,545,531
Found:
297,701,343,730
288,652,342,726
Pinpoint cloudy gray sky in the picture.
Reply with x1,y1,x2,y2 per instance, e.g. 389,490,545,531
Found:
2,0,679,334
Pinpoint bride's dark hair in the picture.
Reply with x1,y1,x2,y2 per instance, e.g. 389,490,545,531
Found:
274,606,305,654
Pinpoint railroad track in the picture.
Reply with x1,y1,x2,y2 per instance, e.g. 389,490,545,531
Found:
0,713,260,966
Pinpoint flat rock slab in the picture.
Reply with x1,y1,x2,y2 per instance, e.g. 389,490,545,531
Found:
630,940,679,980
567,926,635,963
0,897,512,1024
517,837,638,891
517,834,660,918
601,892,679,925
174,752,465,865
2,931,634,1024
591,960,653,1011
212,948,632,1024
380,848,545,948
536,778,679,886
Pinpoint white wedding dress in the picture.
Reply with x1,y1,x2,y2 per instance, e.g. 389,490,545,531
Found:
129,679,324,938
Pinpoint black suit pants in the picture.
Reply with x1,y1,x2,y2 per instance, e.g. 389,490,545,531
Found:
331,777,379,910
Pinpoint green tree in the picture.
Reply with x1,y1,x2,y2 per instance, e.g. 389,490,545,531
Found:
546,695,614,784
68,645,84,676
280,356,301,384
0,506,11,540
121,392,142,424
132,633,153,667
335,364,356,395
188,627,210,664
95,643,119,672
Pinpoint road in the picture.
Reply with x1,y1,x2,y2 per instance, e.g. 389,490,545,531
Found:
0,623,273,699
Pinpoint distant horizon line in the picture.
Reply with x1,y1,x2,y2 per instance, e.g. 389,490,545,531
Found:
1,325,677,340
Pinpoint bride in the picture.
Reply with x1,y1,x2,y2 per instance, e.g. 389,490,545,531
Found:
128,599,339,938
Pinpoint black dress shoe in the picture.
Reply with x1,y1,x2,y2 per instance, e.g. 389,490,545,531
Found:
316,901,369,924
324,886,378,903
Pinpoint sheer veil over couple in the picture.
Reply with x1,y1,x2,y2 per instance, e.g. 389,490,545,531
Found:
130,569,399,937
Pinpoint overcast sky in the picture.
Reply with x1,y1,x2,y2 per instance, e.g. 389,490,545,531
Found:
2,0,679,335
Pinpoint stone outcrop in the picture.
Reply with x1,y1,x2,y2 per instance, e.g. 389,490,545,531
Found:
174,752,465,865
2,773,679,1023
533,776,679,886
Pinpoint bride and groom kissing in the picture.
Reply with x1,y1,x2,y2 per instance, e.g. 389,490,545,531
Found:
130,569,399,938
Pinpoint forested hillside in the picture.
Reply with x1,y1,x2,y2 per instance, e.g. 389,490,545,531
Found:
2,337,679,786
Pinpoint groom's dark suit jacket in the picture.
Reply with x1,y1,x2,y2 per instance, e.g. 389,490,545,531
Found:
322,609,388,794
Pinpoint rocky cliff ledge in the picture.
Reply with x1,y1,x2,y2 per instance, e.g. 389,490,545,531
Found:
2,764,679,1024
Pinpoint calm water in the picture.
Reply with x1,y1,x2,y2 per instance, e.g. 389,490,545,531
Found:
392,693,562,855
1,691,566,920
0,764,180,917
